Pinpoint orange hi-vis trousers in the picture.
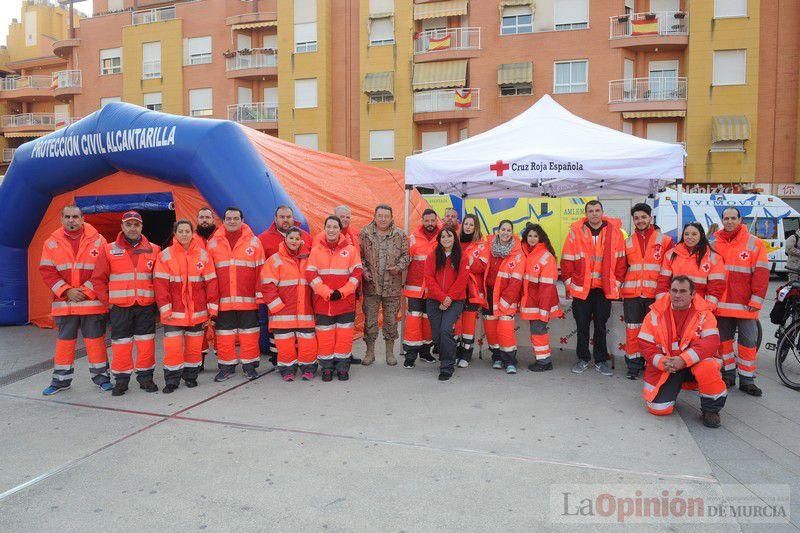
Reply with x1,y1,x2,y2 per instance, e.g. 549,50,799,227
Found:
483,311,517,366
162,324,205,385
316,312,355,373
109,304,156,384
646,359,727,416
528,320,552,365
454,303,480,362
273,327,317,376
403,297,432,357
214,310,261,370
51,314,110,389
623,297,653,373
717,317,759,384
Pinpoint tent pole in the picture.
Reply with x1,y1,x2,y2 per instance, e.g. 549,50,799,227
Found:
676,178,683,236
401,185,411,353
460,182,467,221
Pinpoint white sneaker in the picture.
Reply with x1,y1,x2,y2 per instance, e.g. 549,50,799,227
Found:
457,359,469,368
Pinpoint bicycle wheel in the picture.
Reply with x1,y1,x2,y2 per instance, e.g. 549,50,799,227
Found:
775,320,800,390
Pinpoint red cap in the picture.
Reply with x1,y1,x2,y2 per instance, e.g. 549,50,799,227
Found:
121,211,142,223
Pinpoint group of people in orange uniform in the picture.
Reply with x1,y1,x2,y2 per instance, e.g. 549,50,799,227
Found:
39,198,769,429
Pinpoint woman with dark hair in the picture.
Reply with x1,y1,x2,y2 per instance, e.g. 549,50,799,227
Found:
306,216,363,382
455,213,485,368
520,223,562,372
478,219,526,374
153,220,219,393
424,228,469,381
261,227,317,382
656,222,726,309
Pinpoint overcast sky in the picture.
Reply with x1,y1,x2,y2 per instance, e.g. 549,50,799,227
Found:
0,1,93,46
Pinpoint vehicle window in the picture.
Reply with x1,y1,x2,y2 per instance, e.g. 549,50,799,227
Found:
752,218,778,239
784,217,800,239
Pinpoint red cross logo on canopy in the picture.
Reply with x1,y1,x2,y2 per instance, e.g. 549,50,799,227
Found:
489,160,510,177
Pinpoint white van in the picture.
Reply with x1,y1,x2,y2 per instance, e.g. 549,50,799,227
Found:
651,189,800,273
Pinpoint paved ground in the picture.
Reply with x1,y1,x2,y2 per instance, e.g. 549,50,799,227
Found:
0,281,798,531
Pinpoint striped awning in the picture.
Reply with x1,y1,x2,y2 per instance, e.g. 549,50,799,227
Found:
364,72,394,94
412,60,467,90
500,0,534,7
232,21,277,30
622,110,687,119
3,131,48,138
712,115,750,142
414,0,468,20
498,62,532,85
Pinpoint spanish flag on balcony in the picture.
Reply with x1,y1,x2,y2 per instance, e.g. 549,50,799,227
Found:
631,18,659,36
428,33,452,51
454,88,472,108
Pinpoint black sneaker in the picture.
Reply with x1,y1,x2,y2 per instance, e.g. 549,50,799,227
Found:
337,371,349,381
111,382,128,397
139,380,159,393
403,359,415,369
162,383,178,394
626,368,640,380
214,369,234,382
349,356,363,365
528,361,553,372
243,367,259,380
184,379,198,388
419,353,436,364
438,372,452,381
322,370,334,382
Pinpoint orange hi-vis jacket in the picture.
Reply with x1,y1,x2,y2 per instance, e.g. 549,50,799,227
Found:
154,236,220,327
713,226,770,319
656,243,726,308
403,224,441,299
207,224,265,312
260,242,315,329
638,294,721,402
462,238,486,305
560,216,627,300
478,235,526,316
39,223,108,316
622,227,674,299
313,226,360,255
94,233,160,308
306,235,363,316
520,242,563,323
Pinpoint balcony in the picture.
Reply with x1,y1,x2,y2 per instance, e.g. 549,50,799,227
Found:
413,88,480,122
609,11,689,50
52,38,81,59
225,11,278,28
225,49,278,79
53,70,82,98
0,113,68,136
228,102,278,131
132,6,176,26
608,77,687,113
414,27,481,62
0,76,54,101
2,148,15,163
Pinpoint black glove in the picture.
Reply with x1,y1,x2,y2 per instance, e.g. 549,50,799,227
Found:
330,289,342,301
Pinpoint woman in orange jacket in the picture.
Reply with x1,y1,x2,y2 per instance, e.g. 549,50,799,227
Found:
306,216,363,382
656,222,726,309
154,220,219,393
520,223,563,372
261,228,317,382
454,214,485,368
478,219,526,374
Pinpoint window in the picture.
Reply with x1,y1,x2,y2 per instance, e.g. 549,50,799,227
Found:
294,78,318,109
710,140,744,152
622,121,633,135
501,6,533,35
554,0,589,31
500,83,532,96
369,17,395,46
142,41,161,79
108,0,124,11
459,128,468,141
714,0,747,18
189,88,213,117
184,36,212,66
713,49,746,86
421,131,447,152
100,47,122,75
646,122,678,143
744,217,777,239
369,130,395,161
554,60,588,93
294,0,318,53
143,92,162,112
368,91,394,104
369,0,394,16
100,96,121,108
295,133,318,150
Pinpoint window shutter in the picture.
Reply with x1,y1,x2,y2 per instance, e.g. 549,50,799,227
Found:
295,134,318,150
190,88,212,111
421,131,448,152
369,130,395,160
369,18,394,43
554,0,588,25
294,22,317,45
369,0,394,17
294,78,318,108
646,122,678,143
713,49,746,85
143,93,162,106
295,0,317,24
503,6,531,17
714,0,747,18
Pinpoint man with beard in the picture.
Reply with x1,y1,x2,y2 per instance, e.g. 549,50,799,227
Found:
196,207,216,370
443,208,460,233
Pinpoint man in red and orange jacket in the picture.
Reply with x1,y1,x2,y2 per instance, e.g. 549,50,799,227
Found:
208,207,266,382
638,276,727,428
714,207,770,396
561,200,627,376
195,206,217,370
622,203,674,380
39,205,111,395
93,211,160,396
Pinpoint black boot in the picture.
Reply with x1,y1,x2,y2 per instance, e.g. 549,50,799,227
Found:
111,381,128,397
162,383,178,394
139,380,158,393
739,382,763,397
722,371,736,388
184,378,198,388
702,410,721,428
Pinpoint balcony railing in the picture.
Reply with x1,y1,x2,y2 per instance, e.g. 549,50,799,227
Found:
142,60,162,79
227,102,278,123
610,11,688,40
414,88,480,113
2,148,15,162
53,70,82,89
608,77,687,103
414,27,481,54
0,76,53,91
132,6,176,26
226,49,277,71
1,113,68,129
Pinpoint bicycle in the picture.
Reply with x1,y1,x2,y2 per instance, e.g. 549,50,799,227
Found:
766,267,800,390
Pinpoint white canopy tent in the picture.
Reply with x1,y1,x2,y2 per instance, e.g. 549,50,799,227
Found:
404,94,687,229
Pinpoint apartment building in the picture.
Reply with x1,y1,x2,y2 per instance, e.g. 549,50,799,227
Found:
0,0,797,190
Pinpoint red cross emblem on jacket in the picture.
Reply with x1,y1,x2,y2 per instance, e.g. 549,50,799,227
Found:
739,250,750,260
147,259,154,270
701,262,711,272
533,264,540,272
196,261,204,271
90,248,99,257
340,249,350,257
245,246,254,256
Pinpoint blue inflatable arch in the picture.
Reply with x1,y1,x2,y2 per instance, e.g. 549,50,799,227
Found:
0,102,303,325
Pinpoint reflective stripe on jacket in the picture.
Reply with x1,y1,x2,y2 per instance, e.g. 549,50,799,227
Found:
306,235,363,316
478,235,525,316
402,224,440,298
622,229,674,299
260,242,315,329
713,226,770,319
207,224,265,311
462,239,486,305
520,242,563,323
94,233,160,307
560,216,627,300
